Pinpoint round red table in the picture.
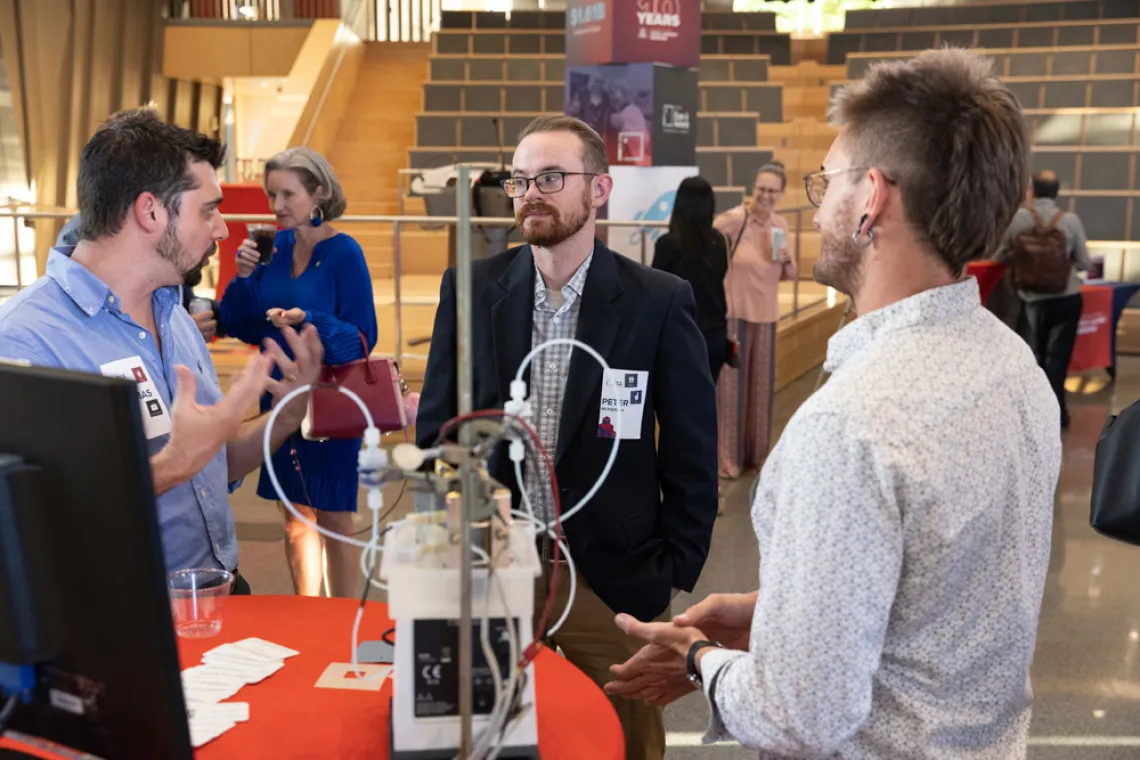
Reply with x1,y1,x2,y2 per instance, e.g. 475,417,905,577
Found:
184,596,623,759
1,596,624,760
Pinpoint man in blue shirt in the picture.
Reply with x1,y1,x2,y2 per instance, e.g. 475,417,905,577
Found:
0,108,324,587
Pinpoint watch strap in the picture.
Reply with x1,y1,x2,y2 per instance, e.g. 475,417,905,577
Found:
686,639,724,687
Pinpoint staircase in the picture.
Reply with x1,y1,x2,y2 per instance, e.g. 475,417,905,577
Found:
324,42,445,384
327,42,449,280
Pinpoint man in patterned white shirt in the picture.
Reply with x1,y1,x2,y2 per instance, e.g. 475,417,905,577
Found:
417,115,718,760
605,48,1061,758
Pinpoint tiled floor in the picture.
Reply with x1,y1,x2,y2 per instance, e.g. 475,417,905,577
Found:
229,355,1140,757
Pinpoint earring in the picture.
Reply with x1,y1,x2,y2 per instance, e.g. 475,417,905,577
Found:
853,214,874,249
309,206,324,228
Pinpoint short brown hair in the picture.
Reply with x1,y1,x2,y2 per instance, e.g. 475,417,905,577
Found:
264,147,347,220
78,107,225,241
517,115,608,174
829,48,1029,275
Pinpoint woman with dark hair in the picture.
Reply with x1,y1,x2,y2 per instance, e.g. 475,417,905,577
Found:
652,176,729,380
713,161,795,480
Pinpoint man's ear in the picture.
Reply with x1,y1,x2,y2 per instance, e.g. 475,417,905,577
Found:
133,192,164,234
860,167,891,231
593,174,614,208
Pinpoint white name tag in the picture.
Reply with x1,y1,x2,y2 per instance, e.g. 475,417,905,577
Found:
99,356,172,440
598,369,648,441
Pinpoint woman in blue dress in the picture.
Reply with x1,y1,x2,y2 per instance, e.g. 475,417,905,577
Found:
221,147,377,598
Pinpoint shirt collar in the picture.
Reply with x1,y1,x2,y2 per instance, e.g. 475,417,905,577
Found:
533,252,594,308
825,277,981,372
45,247,182,318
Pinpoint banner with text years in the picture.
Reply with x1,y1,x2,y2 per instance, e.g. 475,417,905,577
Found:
565,0,701,68
606,165,698,265
565,63,698,168
1069,284,1114,373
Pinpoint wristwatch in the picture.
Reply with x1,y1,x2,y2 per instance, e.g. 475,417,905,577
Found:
686,640,724,687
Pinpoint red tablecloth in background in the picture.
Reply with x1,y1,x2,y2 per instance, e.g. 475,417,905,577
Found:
966,261,1009,302
215,184,273,299
0,597,624,760
1070,284,1114,373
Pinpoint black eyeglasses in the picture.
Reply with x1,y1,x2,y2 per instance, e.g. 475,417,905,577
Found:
501,171,597,198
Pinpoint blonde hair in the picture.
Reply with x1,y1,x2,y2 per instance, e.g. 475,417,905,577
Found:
264,147,347,220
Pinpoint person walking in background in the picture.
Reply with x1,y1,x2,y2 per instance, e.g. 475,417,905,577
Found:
221,147,377,598
652,177,729,381
994,170,1090,429
713,162,795,480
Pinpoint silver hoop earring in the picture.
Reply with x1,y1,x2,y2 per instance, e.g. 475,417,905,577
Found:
852,226,874,249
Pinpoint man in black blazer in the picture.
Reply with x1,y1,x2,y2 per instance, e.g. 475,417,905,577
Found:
417,115,718,760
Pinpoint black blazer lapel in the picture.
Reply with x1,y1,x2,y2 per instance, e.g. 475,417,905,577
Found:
556,242,623,465
491,246,536,405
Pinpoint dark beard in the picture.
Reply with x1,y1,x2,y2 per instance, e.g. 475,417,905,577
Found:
812,195,865,296
182,246,214,288
156,214,214,286
516,186,591,247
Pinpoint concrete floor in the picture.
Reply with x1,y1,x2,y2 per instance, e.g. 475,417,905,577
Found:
229,357,1140,757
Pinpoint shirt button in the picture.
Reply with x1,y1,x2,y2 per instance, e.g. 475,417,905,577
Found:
552,317,560,324
139,331,146,340
548,363,557,370
107,295,115,304
545,408,554,416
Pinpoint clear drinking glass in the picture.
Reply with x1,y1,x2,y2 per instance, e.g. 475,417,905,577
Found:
168,568,233,639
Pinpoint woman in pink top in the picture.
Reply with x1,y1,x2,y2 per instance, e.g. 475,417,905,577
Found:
713,161,796,479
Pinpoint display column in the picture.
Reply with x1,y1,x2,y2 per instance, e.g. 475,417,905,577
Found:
564,0,702,262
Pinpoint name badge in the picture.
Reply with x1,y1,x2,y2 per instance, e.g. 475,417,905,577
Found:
99,356,173,440
598,369,648,441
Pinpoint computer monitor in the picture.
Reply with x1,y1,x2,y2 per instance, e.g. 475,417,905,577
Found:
0,363,190,759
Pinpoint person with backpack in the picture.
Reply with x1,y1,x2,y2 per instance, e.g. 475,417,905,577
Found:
994,170,1090,429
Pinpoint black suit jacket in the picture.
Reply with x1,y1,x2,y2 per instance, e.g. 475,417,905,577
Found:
416,240,718,622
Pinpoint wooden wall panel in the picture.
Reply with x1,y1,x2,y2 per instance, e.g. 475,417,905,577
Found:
0,0,224,272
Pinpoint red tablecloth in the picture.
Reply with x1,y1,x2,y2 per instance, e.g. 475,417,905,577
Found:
966,261,1009,302
1070,284,1114,373
1,597,624,760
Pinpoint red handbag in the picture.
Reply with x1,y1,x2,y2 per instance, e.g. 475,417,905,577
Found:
303,333,408,440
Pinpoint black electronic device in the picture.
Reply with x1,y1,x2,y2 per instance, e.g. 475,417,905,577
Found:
0,363,190,759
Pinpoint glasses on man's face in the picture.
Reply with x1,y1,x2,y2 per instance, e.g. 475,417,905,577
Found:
803,166,869,207
501,171,597,199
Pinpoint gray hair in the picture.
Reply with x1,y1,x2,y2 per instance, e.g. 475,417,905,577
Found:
264,147,347,221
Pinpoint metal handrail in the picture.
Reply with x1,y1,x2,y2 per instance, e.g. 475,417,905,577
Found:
299,0,369,147
0,207,830,365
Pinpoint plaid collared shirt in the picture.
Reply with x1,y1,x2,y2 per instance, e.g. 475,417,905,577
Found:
525,253,593,525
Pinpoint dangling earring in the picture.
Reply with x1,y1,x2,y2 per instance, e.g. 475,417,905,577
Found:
852,213,874,249
309,206,324,228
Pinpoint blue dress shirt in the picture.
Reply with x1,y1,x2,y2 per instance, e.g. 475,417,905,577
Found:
0,249,238,573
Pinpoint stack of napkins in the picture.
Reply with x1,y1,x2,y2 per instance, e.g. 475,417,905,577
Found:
181,637,299,747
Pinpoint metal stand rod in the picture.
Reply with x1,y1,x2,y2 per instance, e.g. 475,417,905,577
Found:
393,219,404,368
455,165,475,757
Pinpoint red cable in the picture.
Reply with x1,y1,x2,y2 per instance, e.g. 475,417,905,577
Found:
436,410,563,666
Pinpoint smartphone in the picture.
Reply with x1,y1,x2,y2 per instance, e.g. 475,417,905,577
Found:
771,228,786,262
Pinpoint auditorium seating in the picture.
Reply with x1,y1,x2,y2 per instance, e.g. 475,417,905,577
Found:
827,19,1140,65
413,9,788,212
844,0,1138,29
845,45,1140,79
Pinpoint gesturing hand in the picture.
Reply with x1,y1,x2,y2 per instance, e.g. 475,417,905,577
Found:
159,351,274,482
672,592,758,651
604,615,705,707
267,308,306,329
263,324,324,429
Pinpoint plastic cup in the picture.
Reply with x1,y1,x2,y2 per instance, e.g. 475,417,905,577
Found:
168,568,233,639
247,224,277,265
188,298,213,316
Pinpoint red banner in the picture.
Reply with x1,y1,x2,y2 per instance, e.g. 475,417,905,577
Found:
565,0,701,67
214,183,273,298
1069,284,1114,373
